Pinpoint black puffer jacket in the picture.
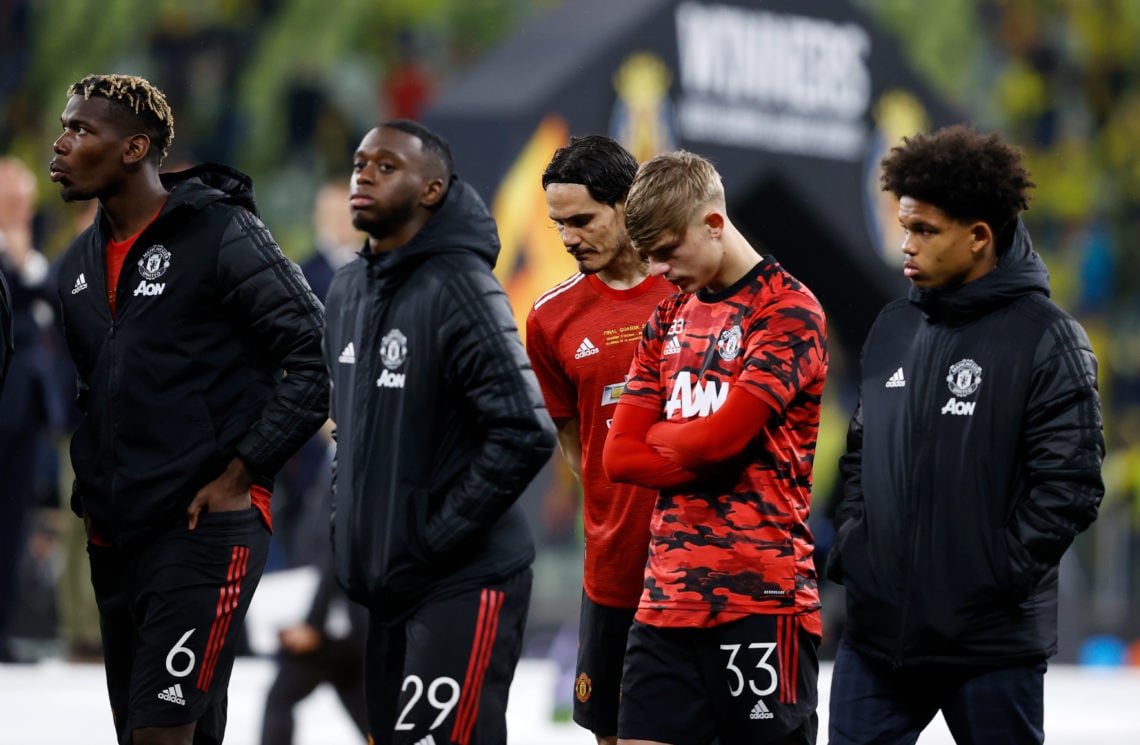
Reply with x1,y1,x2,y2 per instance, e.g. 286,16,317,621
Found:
323,176,555,620
828,219,1104,667
0,270,11,394
56,164,328,546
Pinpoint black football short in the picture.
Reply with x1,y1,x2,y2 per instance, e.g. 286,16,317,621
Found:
364,567,532,745
89,507,269,745
572,591,636,738
618,614,819,745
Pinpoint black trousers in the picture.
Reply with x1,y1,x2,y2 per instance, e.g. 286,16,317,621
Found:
828,638,1046,745
259,638,368,744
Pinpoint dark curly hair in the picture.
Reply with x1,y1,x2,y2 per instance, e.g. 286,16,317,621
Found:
68,74,174,165
542,135,639,207
880,124,1034,244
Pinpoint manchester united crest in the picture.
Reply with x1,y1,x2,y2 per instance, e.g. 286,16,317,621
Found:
138,245,171,280
574,672,593,703
379,329,408,371
946,358,983,397
717,325,742,362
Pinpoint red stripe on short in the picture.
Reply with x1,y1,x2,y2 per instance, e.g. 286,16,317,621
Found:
450,588,505,745
778,615,800,704
196,545,250,691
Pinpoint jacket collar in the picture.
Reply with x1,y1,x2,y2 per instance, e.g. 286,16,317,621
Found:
908,217,1051,324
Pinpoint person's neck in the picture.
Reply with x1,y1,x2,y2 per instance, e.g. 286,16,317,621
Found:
101,172,169,242
595,248,651,290
368,212,433,254
707,232,760,292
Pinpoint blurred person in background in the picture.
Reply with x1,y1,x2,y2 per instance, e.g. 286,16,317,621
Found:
0,155,60,662
300,180,361,301
258,508,368,745
50,74,328,745
324,119,554,744
259,181,367,744
270,180,361,567
525,134,672,745
604,151,827,745
826,125,1104,745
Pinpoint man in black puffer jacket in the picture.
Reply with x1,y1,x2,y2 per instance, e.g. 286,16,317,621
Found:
52,74,328,745
324,120,555,745
826,124,1104,745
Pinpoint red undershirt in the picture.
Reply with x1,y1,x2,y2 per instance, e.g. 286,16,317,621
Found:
105,202,165,317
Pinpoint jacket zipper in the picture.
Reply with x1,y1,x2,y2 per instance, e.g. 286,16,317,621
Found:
894,330,934,668
106,319,122,544
353,286,395,586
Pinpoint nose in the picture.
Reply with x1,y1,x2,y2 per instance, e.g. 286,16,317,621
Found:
647,258,670,277
353,164,374,186
53,132,67,154
559,225,581,249
900,231,917,255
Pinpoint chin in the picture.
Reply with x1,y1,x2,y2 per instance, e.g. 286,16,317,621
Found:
59,187,89,203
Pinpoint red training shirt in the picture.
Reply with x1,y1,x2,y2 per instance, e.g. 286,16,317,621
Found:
526,272,673,608
614,258,827,631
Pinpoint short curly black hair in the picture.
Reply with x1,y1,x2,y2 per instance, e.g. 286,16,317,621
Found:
880,124,1034,238
67,74,174,164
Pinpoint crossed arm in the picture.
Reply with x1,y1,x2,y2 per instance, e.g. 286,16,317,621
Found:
603,385,775,488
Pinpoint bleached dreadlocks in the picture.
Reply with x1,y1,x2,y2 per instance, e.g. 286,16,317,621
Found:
67,74,175,164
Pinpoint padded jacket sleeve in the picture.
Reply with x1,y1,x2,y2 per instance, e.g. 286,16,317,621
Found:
1008,316,1104,591
217,208,330,477
835,398,865,528
422,263,556,557
0,270,11,394
826,397,865,584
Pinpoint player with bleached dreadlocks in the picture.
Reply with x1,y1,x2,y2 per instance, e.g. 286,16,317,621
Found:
50,74,329,745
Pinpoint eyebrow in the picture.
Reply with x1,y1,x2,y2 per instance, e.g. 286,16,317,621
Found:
355,147,405,161
60,114,93,128
550,211,593,223
641,239,679,259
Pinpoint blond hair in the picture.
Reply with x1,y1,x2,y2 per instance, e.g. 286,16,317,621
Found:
67,74,175,163
625,151,724,251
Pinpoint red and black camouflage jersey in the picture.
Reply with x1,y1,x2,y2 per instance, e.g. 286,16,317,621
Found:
620,257,827,630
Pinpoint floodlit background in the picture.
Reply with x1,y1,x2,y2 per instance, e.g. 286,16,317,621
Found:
2,0,1139,741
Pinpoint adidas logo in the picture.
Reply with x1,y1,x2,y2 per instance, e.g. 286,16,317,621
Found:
749,698,774,720
157,683,186,706
574,337,600,360
885,367,906,388
71,273,88,295
339,342,356,364
664,336,682,356
412,734,437,745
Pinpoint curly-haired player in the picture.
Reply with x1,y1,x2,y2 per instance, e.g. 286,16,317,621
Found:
827,124,1104,744
51,74,328,745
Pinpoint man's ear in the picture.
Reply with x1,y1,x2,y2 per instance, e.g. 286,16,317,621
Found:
123,133,152,166
970,220,993,257
420,177,446,208
704,210,725,237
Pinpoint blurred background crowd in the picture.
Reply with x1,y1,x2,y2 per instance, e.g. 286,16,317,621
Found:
1,0,1139,723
